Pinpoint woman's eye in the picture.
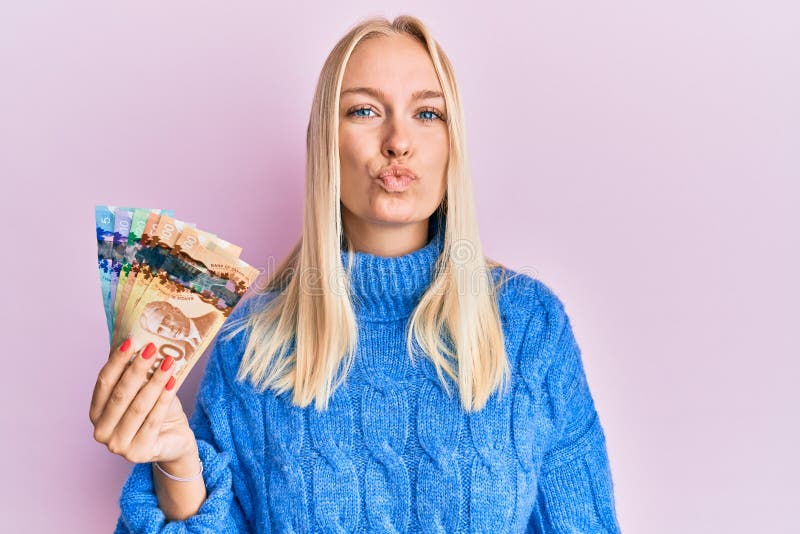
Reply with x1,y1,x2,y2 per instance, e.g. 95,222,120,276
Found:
417,109,443,122
349,107,376,118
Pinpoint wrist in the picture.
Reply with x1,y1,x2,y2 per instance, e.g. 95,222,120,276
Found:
158,442,200,479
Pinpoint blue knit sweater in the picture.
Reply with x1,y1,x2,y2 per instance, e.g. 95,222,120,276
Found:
113,216,621,533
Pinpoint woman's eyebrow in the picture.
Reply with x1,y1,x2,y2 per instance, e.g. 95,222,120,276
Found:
340,87,444,101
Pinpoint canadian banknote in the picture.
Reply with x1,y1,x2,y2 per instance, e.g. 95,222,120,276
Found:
95,206,259,390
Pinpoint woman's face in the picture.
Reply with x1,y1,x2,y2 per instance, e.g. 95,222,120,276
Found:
338,34,449,230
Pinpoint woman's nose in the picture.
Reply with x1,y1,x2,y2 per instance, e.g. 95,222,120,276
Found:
382,118,412,158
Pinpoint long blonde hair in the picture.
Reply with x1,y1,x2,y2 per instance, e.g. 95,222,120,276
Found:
222,14,520,412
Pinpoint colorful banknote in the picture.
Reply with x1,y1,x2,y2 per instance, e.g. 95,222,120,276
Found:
95,205,259,389
112,208,164,321
108,207,133,329
95,206,116,339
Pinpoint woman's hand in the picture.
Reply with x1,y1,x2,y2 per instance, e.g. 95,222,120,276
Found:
90,339,197,465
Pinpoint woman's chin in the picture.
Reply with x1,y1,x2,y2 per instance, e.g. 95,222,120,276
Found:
370,195,417,223
368,203,417,224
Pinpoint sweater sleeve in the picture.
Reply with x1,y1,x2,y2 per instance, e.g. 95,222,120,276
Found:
527,283,622,534
112,330,252,533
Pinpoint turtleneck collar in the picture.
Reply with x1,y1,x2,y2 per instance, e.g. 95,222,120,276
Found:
341,211,445,322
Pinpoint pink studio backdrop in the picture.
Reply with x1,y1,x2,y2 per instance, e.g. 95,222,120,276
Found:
2,2,797,532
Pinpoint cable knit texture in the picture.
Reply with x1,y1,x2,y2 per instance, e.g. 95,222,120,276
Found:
114,213,621,533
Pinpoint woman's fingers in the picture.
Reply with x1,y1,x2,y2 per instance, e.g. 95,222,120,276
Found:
89,337,135,425
130,374,186,463
109,355,178,459
92,342,158,446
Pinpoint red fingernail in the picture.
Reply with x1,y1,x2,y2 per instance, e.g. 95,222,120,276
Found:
160,356,174,372
165,376,176,390
142,343,156,359
119,338,131,352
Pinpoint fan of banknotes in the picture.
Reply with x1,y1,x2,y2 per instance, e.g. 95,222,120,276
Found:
95,206,259,390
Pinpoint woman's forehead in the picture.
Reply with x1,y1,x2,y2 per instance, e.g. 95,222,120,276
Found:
342,35,441,96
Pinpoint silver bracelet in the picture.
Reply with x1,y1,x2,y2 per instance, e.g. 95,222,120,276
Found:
153,458,204,482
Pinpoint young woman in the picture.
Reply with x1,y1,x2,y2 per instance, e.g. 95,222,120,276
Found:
91,15,622,533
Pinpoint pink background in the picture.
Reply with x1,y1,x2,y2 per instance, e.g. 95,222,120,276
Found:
2,2,797,532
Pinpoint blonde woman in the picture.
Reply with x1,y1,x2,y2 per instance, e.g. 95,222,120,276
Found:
92,15,621,533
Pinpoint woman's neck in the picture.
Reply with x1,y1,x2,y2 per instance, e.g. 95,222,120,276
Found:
342,212,430,258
